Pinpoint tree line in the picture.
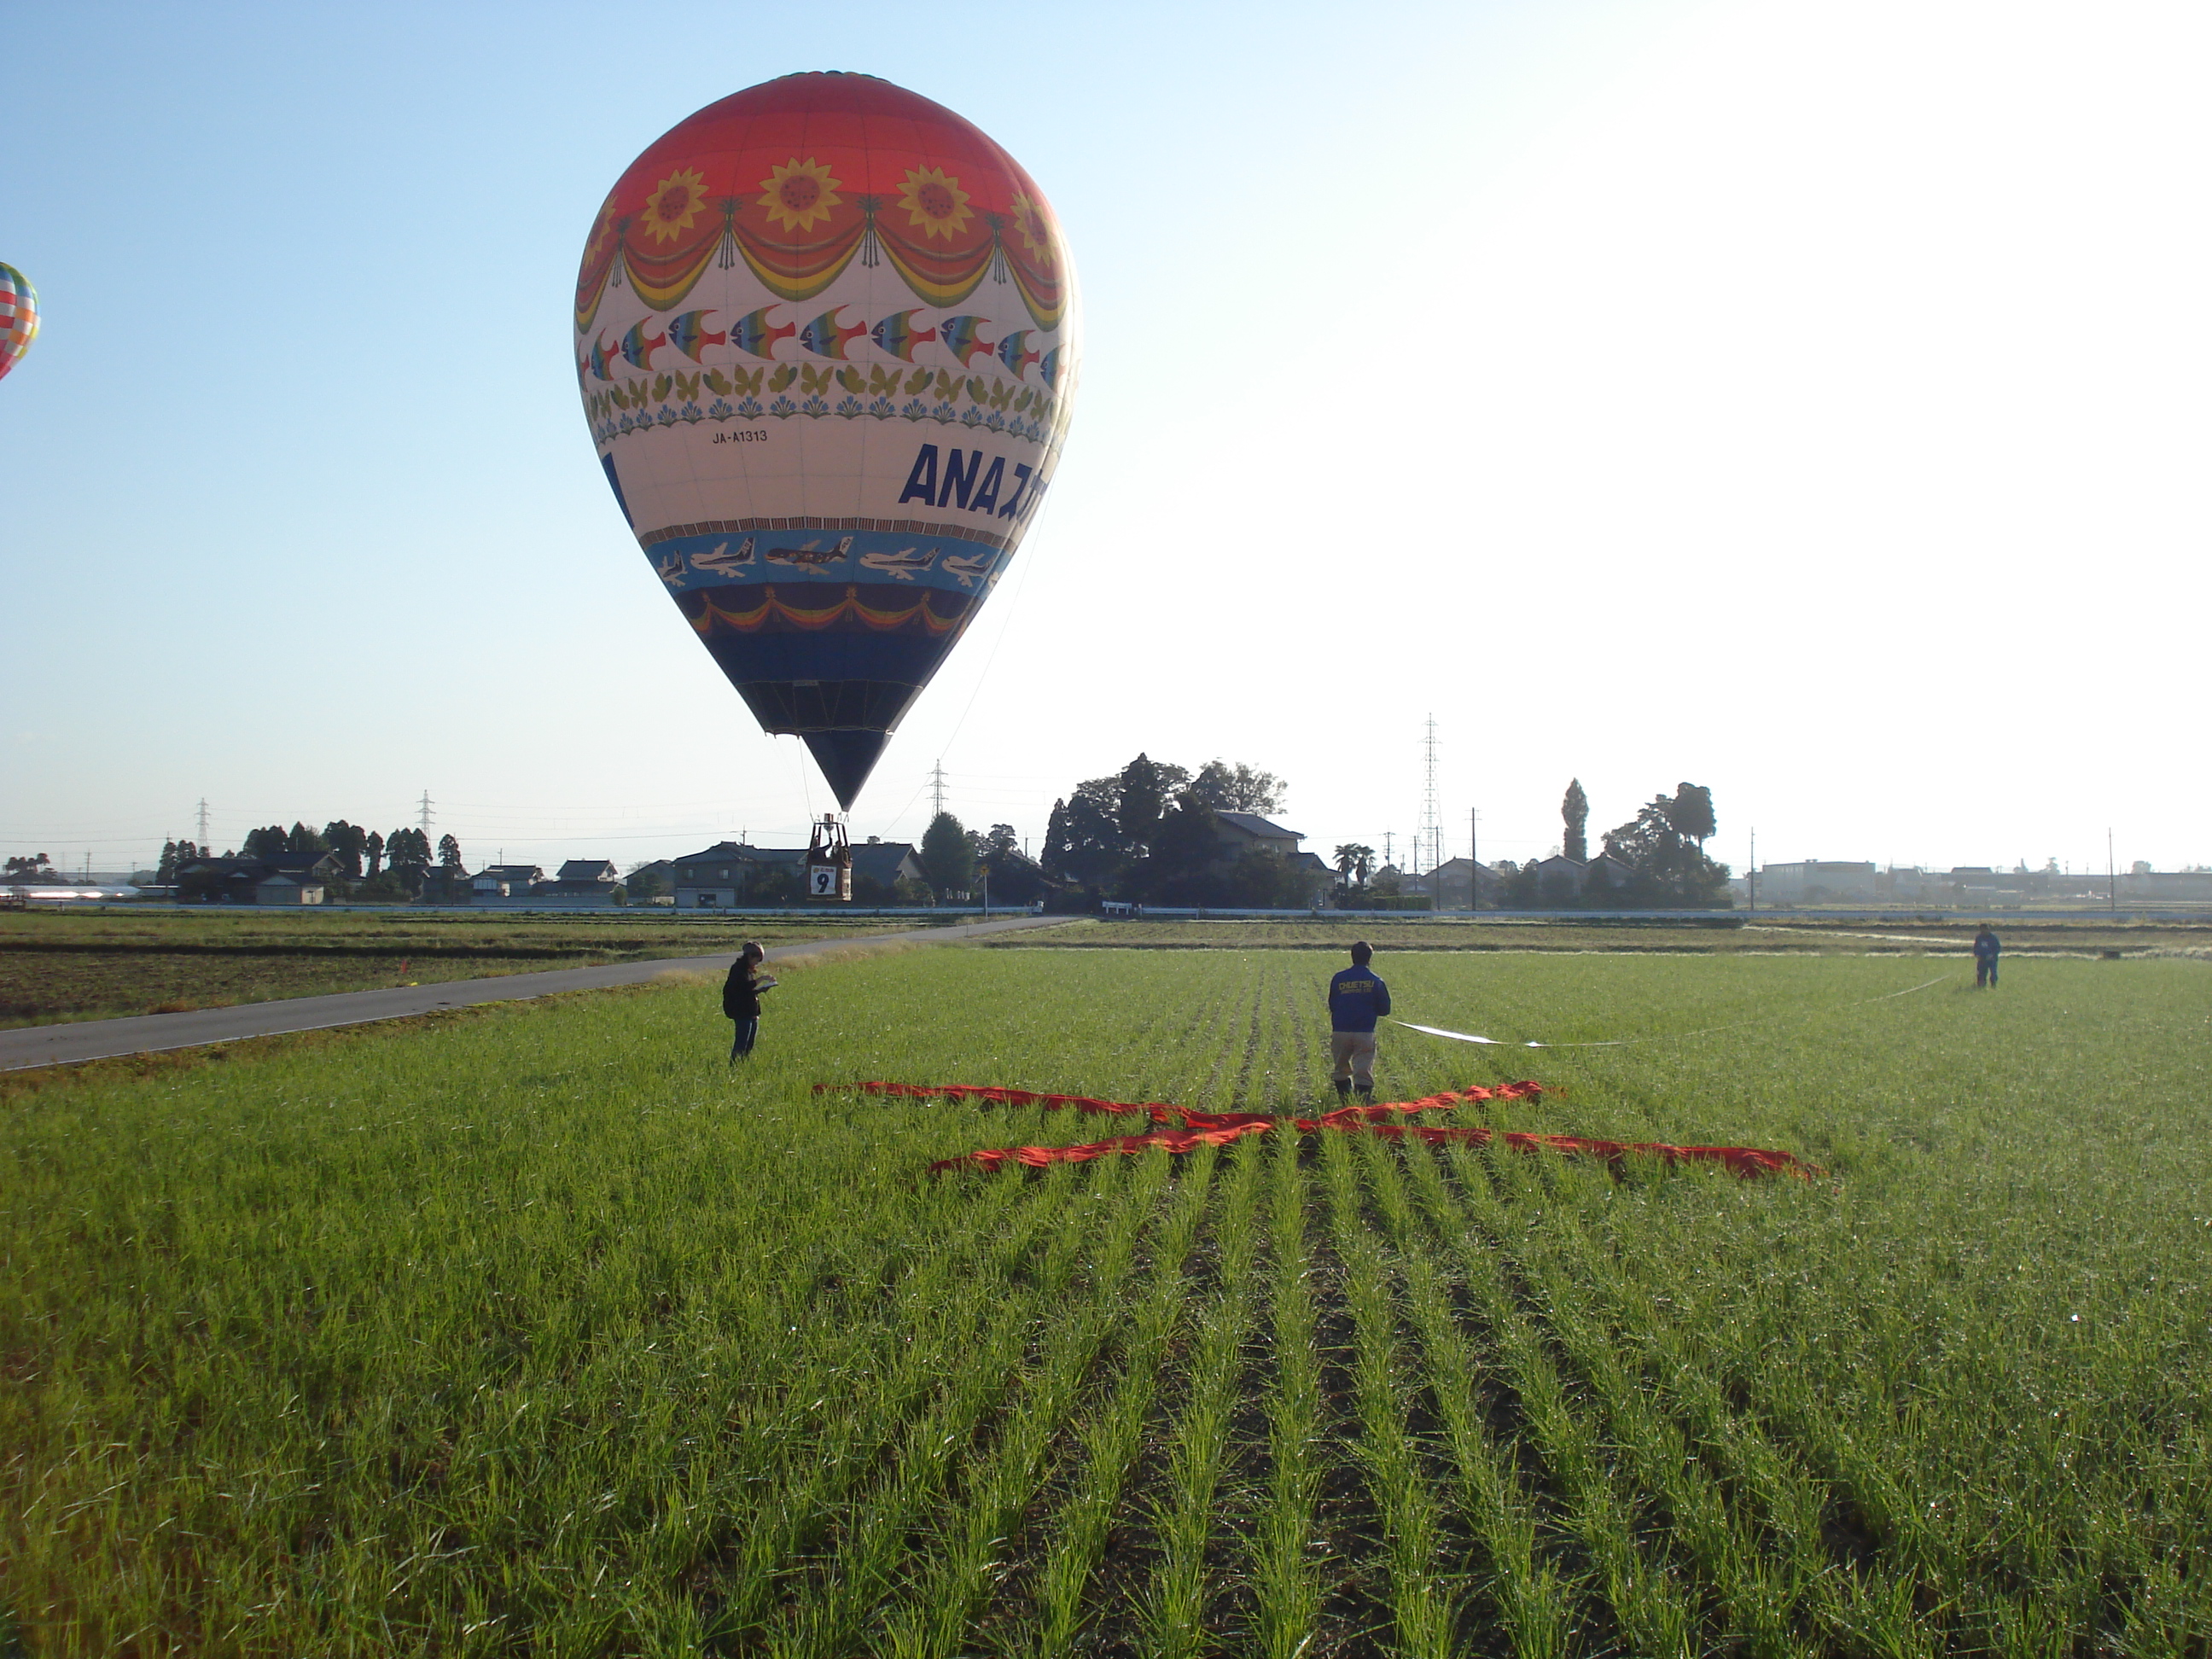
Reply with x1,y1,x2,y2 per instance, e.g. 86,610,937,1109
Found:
156,821,463,899
649,818,1039,906
1036,754,1315,907
1326,778,1729,909
912,818,1045,904
1497,777,1729,907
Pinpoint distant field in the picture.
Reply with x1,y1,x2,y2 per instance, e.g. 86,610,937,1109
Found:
0,909,957,1027
10,912,2197,1030
1003,916,2212,956
4,946,2207,1654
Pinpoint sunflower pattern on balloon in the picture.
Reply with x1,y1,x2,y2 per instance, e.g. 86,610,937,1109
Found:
756,158,842,233
1009,194,1059,270
895,166,974,242
574,94,1069,331
640,170,712,245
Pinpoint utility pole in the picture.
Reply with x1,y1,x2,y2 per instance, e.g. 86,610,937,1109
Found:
1749,827,1756,914
196,798,210,847
929,760,947,820
1384,830,1394,869
1419,714,1441,876
418,790,434,838
2108,826,2116,913
1469,807,1480,911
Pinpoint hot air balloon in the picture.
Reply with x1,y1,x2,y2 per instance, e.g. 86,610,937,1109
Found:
574,73,1079,809
0,264,38,383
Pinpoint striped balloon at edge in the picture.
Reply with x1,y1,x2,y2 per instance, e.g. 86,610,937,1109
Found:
0,264,38,383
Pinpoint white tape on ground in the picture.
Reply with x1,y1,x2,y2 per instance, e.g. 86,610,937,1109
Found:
1394,973,1954,1051
1397,1022,1510,1045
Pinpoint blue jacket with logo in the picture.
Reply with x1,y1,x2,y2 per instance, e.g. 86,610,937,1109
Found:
1327,964,1392,1033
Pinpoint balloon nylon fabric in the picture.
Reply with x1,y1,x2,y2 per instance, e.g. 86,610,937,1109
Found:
0,262,38,382
575,73,1081,809
812,1080,1820,1181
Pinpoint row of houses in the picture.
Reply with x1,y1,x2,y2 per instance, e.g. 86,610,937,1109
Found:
164,841,982,906
1384,853,1639,907
1379,853,2212,911
173,853,626,905
172,852,351,904
667,812,1339,908
670,838,927,906
422,859,625,903
1747,860,2212,905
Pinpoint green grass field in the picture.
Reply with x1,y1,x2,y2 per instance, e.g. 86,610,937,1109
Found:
0,911,951,1027
1011,917,2212,958
4,947,2208,1655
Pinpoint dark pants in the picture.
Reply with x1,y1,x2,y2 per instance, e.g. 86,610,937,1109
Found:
1976,959,1998,988
730,1017,759,1058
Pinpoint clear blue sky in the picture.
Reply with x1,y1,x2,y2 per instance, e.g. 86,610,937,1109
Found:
3,1,2205,876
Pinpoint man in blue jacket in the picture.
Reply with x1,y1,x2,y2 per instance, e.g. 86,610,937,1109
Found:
1973,924,2000,989
1326,940,1391,1102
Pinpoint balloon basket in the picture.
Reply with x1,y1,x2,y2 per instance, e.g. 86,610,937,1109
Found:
806,814,853,902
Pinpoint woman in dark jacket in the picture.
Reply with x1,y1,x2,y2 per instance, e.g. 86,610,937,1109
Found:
722,941,777,1059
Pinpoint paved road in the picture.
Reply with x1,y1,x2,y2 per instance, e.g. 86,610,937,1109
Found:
0,913,1071,1072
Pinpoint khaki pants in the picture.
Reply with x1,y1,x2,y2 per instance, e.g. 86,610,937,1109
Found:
1330,1031,1378,1091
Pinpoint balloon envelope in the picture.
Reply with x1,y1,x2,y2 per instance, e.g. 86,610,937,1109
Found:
0,264,38,383
575,73,1079,807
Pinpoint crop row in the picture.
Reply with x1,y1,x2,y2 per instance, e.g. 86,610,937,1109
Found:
5,947,2207,1653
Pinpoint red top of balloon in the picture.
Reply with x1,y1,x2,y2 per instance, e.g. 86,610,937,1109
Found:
575,72,1066,334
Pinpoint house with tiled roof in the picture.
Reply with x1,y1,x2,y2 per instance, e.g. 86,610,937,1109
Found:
534,859,621,899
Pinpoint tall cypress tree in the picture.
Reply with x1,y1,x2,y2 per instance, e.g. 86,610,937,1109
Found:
1041,798,1068,877
1562,778,1589,863
1117,754,1166,856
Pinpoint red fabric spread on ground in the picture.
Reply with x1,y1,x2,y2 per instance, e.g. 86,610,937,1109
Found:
812,1081,1819,1180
